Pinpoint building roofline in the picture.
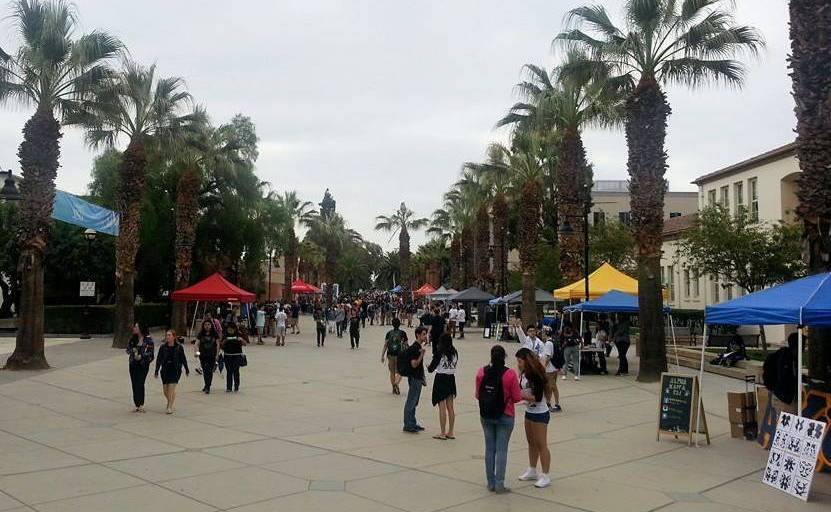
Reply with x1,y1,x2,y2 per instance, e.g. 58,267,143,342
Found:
692,142,797,185
593,190,697,196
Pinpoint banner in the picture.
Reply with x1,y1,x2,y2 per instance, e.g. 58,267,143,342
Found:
52,190,119,236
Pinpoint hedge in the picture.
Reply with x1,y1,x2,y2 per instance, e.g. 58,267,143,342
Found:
44,303,171,334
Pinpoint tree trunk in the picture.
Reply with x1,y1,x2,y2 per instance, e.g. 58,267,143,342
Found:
557,129,588,284
492,192,508,296
791,0,831,389
627,77,670,383
462,225,474,289
399,226,411,292
4,108,60,370
113,138,148,348
759,324,768,354
171,164,201,336
476,203,491,291
519,181,540,327
450,234,462,289
283,232,297,303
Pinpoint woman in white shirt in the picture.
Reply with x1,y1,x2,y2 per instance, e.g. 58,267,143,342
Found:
515,347,552,488
427,333,458,440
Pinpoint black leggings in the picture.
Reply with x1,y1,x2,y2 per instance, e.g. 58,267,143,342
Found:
225,355,241,391
350,330,360,348
200,357,216,390
615,341,630,374
129,363,149,407
317,328,326,346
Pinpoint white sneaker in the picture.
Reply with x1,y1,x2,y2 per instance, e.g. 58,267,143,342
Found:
518,468,538,481
534,474,551,488
573,375,580,381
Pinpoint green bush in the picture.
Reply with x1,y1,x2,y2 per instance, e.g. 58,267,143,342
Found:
44,303,171,334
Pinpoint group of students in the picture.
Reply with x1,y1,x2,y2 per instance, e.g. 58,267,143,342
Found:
126,319,248,415
380,318,556,492
253,302,299,346
313,303,363,348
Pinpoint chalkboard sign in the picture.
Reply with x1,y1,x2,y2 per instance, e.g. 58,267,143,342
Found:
657,373,710,445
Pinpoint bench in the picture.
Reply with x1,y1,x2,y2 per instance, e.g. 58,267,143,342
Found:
667,326,695,346
0,318,17,332
707,333,760,348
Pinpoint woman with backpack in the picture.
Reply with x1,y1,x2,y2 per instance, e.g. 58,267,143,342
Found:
475,345,523,494
381,318,408,394
428,333,458,440
515,347,552,488
195,320,220,394
126,323,154,412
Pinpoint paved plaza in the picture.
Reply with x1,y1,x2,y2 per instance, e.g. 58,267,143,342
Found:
0,323,828,512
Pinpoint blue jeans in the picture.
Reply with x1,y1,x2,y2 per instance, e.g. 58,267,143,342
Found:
480,414,515,490
404,376,423,429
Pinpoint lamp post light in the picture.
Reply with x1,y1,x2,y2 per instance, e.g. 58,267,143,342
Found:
0,168,20,202
558,183,592,303
79,229,97,340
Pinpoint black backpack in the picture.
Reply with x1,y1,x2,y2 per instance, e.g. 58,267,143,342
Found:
397,350,413,377
478,365,508,419
550,343,565,369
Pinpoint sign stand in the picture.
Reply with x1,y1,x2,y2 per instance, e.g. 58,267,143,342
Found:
657,373,710,446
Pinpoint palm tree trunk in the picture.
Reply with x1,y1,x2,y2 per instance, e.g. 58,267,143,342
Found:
492,192,508,295
791,0,831,388
476,203,491,291
450,234,462,289
557,128,588,284
283,232,297,303
113,138,148,348
4,108,60,370
399,226,411,292
462,226,474,288
627,77,670,382
171,165,200,336
519,181,540,326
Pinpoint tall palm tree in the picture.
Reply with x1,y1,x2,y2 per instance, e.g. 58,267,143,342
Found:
0,0,121,369
303,212,361,304
79,61,193,347
790,0,831,384
277,191,314,302
558,0,764,381
375,203,429,292
171,114,257,334
429,186,476,289
454,172,491,291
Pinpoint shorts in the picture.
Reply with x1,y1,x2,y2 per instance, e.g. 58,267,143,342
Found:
276,326,286,336
387,355,398,373
525,411,550,424
546,372,558,388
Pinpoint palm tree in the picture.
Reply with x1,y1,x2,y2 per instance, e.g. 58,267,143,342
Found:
0,0,121,369
298,239,324,284
416,238,450,288
429,186,475,289
303,212,361,304
79,61,193,347
171,114,258,334
277,191,314,302
790,0,831,384
375,203,429,292
558,1,764,381
454,172,492,291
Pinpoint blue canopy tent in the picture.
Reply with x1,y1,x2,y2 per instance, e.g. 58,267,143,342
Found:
563,290,679,374
704,272,831,419
389,285,403,293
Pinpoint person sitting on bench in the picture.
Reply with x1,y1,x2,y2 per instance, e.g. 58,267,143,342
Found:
711,334,747,367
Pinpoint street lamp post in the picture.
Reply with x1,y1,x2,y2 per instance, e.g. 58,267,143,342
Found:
79,229,97,340
558,183,592,303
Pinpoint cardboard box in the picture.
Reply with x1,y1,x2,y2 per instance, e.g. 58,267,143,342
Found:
730,421,759,440
727,391,757,424
756,386,770,426
730,422,744,439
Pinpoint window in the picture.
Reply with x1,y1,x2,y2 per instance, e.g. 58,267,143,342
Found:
667,265,675,302
593,211,606,225
711,275,719,303
726,284,733,301
670,211,682,218
618,211,631,225
684,269,691,298
734,181,744,216
748,178,759,222
720,185,729,209
707,189,717,207
692,269,700,298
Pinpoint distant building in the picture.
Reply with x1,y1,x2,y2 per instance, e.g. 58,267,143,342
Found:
590,180,698,226
259,255,286,302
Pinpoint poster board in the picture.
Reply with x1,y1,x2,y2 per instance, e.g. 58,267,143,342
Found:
762,412,827,501
657,373,710,446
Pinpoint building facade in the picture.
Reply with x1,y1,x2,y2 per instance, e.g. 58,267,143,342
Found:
590,180,698,226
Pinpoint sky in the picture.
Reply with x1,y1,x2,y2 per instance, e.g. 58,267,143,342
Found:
0,0,794,251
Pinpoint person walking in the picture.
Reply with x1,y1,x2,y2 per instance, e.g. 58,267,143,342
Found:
195,320,220,394
335,305,346,338
428,305,446,350
326,306,337,334
515,347,552,488
562,325,581,380
290,301,301,334
457,304,467,339
275,306,288,346
613,317,631,376
221,323,246,392
126,323,154,412
381,318,408,394
402,326,428,433
448,304,458,338
255,305,266,344
349,306,362,349
428,333,458,440
541,330,563,412
154,330,189,414
314,307,327,347
476,345,523,494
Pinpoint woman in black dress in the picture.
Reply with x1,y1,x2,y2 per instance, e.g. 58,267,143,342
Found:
427,333,458,440
126,323,154,412
194,320,220,394
154,330,189,414
221,323,246,392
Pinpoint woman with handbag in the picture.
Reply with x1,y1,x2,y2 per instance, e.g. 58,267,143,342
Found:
126,323,154,412
195,320,220,394
154,330,189,414
221,322,247,392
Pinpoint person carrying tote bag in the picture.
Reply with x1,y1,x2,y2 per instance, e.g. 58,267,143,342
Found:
221,322,247,392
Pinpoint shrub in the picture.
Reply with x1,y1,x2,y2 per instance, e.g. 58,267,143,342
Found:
43,303,171,334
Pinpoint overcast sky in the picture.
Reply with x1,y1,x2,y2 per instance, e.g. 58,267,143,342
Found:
1,0,793,250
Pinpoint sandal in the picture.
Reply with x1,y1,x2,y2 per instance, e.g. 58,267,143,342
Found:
432,434,448,440
445,434,456,440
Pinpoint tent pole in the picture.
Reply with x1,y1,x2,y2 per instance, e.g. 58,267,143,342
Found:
695,324,708,447
189,300,200,338
798,328,803,418
669,314,679,368
578,311,583,378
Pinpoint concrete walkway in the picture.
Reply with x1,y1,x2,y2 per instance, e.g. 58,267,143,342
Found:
0,320,827,511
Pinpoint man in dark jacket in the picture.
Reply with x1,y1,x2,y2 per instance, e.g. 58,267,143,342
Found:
763,333,798,409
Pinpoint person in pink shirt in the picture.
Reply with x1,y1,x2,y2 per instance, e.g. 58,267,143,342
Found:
475,345,523,494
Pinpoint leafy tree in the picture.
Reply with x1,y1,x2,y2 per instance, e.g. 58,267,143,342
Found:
790,0,831,386
589,220,636,274
303,212,362,304
680,207,805,351
0,203,20,318
1,0,121,369
558,0,764,381
375,203,429,292
276,191,314,302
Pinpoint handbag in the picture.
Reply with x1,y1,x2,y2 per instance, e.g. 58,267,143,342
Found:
239,353,248,367
217,353,225,373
